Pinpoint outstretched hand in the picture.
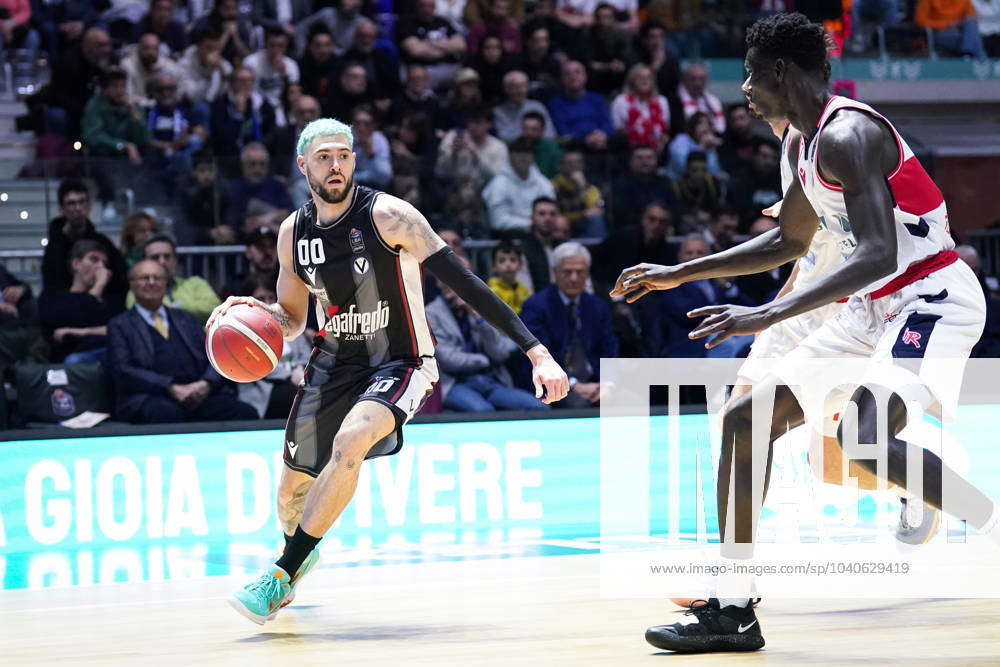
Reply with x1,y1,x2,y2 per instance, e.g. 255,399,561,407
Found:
687,304,772,350
609,263,681,303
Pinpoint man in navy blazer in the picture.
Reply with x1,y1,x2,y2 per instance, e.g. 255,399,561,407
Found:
639,235,755,358
520,241,619,408
107,259,257,424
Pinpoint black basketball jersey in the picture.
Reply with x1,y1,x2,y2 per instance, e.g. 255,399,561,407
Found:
291,185,434,366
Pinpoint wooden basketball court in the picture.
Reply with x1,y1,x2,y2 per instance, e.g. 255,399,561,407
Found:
5,552,1000,665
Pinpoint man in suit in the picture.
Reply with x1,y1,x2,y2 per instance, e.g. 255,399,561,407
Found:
640,235,753,358
107,259,257,424
425,258,548,412
521,241,619,408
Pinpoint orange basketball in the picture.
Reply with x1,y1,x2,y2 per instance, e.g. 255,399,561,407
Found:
206,303,284,382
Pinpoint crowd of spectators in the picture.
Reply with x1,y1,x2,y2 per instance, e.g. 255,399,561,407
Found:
3,0,1000,428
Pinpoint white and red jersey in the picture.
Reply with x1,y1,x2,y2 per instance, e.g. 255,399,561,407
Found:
779,127,844,294
796,95,955,297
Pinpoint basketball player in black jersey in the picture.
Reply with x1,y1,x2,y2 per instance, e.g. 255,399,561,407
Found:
208,118,569,624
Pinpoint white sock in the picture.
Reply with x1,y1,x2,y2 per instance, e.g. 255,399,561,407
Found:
716,556,754,607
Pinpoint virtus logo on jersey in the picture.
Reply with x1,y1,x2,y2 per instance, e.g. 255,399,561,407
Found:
323,300,390,339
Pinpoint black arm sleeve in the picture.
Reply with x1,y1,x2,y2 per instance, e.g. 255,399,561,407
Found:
423,247,540,353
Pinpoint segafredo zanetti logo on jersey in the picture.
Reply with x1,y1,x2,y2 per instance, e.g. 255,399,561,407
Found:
323,301,390,339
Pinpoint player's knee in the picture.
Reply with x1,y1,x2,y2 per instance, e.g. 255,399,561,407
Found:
331,429,371,470
721,398,753,449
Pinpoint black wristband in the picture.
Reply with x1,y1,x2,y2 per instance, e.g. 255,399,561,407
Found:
423,247,540,352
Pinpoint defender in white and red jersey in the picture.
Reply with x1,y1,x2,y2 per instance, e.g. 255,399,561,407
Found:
613,13,1000,654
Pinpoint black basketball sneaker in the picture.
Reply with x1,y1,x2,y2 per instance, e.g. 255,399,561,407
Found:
645,598,764,653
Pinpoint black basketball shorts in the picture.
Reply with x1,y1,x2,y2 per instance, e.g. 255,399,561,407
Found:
282,353,438,477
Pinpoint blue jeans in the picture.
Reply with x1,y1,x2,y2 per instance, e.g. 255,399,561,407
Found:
63,347,107,365
934,19,986,58
572,214,608,240
852,0,903,28
444,373,550,412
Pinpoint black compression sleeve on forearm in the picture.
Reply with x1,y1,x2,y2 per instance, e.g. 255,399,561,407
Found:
423,246,540,352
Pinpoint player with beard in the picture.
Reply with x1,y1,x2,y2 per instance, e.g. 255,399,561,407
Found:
210,118,569,625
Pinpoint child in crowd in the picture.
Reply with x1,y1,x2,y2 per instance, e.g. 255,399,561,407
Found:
486,240,531,313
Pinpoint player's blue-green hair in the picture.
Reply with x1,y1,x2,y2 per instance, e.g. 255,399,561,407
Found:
296,118,353,157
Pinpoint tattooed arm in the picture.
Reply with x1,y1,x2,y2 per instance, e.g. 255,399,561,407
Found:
205,212,311,341
374,194,569,404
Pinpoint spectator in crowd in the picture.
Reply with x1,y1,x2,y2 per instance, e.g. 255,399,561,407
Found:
342,18,399,118
665,110,723,180
177,150,236,245
38,239,122,364
470,34,518,106
120,212,159,267
672,150,721,232
224,142,294,237
488,240,533,313
551,149,607,238
602,0,640,30
31,0,97,63
916,0,986,57
635,22,682,132
483,136,558,234
521,241,618,408
296,0,365,56
298,23,338,115
81,66,149,172
0,263,37,368
427,259,548,412
129,234,221,324
719,102,763,172
555,0,596,31
584,3,631,96
973,0,1000,56
642,234,752,358
190,0,252,64
267,93,320,185
390,111,441,211
326,61,376,120
122,33,178,108
351,105,393,190
736,215,792,304
42,179,128,309
177,25,232,105
726,136,782,227
593,202,676,291
678,62,725,135
519,109,563,178
108,258,257,424
0,3,39,76
437,67,484,131
467,0,522,55
548,60,614,151
236,273,313,417
132,0,187,55
221,227,279,299
436,105,509,186
210,66,276,164
493,70,557,142
611,63,671,150
398,0,467,91
46,26,115,137
703,206,739,252
253,0,313,42
516,197,565,291
521,22,563,93
610,145,675,229
466,0,527,28
243,27,300,125
390,64,440,129
145,71,208,186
